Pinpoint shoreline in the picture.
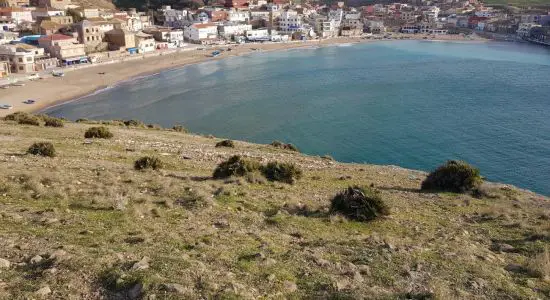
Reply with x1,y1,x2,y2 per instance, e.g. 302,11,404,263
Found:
0,34,488,118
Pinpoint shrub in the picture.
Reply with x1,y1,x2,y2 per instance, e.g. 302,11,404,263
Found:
175,190,210,209
27,142,56,157
261,161,302,184
213,155,260,179
270,140,299,152
134,156,163,171
44,117,64,127
215,139,235,148
17,114,40,126
172,125,187,133
330,186,389,221
85,126,113,139
421,160,482,193
123,119,144,127
147,124,161,129
75,118,89,123
527,246,550,279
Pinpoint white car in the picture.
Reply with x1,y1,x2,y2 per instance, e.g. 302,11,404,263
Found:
0,104,13,109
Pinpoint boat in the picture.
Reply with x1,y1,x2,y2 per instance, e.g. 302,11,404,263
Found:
11,83,25,87
0,104,13,110
23,99,36,104
52,71,65,77
211,50,221,57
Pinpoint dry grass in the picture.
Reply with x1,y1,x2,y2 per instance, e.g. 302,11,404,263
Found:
0,119,549,299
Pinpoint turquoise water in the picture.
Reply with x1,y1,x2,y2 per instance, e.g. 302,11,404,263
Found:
45,41,550,195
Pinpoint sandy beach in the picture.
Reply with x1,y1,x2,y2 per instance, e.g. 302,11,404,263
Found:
0,34,486,118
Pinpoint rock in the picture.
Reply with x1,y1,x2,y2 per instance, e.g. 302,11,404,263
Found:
267,274,276,282
262,258,277,266
131,256,150,271
213,219,230,229
357,264,371,276
35,286,51,297
160,283,188,294
49,249,67,260
490,243,516,253
313,257,330,267
42,218,59,225
353,271,364,283
0,258,10,269
283,281,297,293
128,283,143,300
30,255,43,264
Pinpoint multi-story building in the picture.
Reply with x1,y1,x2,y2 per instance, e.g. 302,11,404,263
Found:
218,23,251,38
278,10,303,34
183,23,218,44
0,43,56,73
0,0,29,7
73,20,108,53
0,7,32,24
144,27,184,47
161,6,188,28
245,28,269,41
31,7,64,19
0,16,16,31
228,10,249,23
135,31,155,53
104,28,135,50
38,33,86,65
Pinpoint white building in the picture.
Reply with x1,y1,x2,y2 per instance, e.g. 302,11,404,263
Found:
245,28,269,41
135,31,155,53
228,10,249,23
31,8,65,20
184,23,218,44
218,23,252,38
278,10,304,34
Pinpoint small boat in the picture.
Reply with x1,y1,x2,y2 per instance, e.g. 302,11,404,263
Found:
11,83,25,87
23,99,36,104
0,104,13,110
1,86,9,89
211,50,221,57
52,71,65,77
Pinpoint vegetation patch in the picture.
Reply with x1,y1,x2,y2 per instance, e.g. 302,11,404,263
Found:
270,140,299,152
44,116,64,128
261,161,302,184
330,186,389,221
172,125,187,133
213,155,260,179
17,114,40,126
134,157,163,171
123,119,145,127
421,160,482,193
27,142,56,157
215,139,235,148
85,126,113,139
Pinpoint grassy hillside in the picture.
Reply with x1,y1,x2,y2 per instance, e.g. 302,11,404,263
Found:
73,0,116,9
483,0,550,7
0,116,549,299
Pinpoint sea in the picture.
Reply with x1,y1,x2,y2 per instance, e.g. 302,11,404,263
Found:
44,40,550,195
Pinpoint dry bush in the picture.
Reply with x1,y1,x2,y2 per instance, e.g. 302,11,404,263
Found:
85,127,113,139
528,246,550,280
331,186,389,221
213,155,260,179
261,161,302,184
27,142,56,157
421,160,482,193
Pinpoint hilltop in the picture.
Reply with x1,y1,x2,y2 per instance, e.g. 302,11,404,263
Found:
0,116,549,299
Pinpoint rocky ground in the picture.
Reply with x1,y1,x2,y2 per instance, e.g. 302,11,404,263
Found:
0,118,548,299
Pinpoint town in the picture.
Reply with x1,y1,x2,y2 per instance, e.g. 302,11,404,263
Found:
0,0,548,86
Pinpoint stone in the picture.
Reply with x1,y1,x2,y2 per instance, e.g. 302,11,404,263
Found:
35,286,51,297
490,243,516,253
314,257,330,267
30,255,43,264
283,281,297,293
160,283,188,294
0,258,10,269
131,256,150,271
49,249,67,260
128,283,143,300
357,264,371,276
353,271,364,283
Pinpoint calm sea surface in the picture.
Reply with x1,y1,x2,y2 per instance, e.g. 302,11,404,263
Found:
45,41,550,195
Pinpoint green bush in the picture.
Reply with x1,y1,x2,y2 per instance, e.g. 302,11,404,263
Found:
4,111,29,122
44,117,64,127
172,125,187,133
27,142,56,157
215,139,235,148
421,160,482,193
134,156,163,171
84,127,113,139
213,155,260,179
270,140,299,152
261,161,302,184
331,186,389,221
17,114,40,126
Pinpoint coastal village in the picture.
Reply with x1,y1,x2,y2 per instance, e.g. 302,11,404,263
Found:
0,0,548,88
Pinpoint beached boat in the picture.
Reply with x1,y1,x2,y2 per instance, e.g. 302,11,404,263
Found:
11,83,25,87
0,104,13,109
52,71,65,77
211,51,221,57
23,99,36,104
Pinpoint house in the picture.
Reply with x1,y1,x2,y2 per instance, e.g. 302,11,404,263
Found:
341,18,363,36
162,6,188,28
245,28,269,41
278,10,304,34
183,23,218,44
0,43,56,73
517,23,539,37
143,27,184,47
73,20,108,53
72,7,99,19
35,14,72,25
134,31,155,53
104,28,135,50
218,23,251,38
0,31,18,44
31,7,64,19
38,33,86,65
0,0,29,7
0,7,32,24
0,16,16,31
225,0,249,9
37,0,71,9
228,10,249,23
210,10,227,22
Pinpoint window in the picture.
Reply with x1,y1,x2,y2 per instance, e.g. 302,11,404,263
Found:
18,58,22,62
19,66,23,70
26,57,32,62
86,28,89,33
86,37,90,41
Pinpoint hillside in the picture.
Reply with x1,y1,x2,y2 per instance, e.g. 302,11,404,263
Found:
0,115,549,299
73,0,116,9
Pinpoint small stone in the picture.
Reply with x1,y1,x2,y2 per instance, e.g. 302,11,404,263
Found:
131,256,150,271
490,243,516,253
30,255,43,264
353,271,364,283
357,264,371,276
42,218,59,225
262,258,277,266
49,249,67,260
35,286,51,297
213,219,230,229
314,257,330,267
283,281,297,293
160,283,188,294
0,258,10,269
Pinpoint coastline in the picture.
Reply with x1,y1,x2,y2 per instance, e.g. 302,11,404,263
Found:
0,34,487,118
